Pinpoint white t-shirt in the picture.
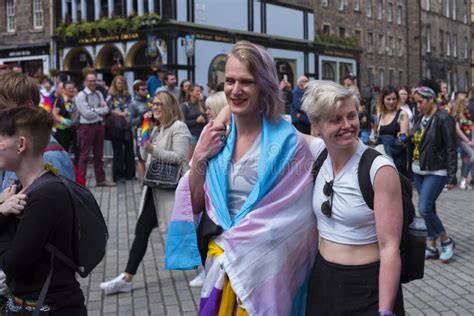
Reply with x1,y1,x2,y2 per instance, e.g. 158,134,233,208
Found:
311,139,397,245
227,135,261,220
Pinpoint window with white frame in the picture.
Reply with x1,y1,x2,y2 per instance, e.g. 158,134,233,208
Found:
387,3,393,22
377,0,383,19
439,30,444,56
354,0,361,11
398,70,403,86
33,0,44,29
368,67,375,86
398,38,403,56
6,0,16,32
339,0,345,10
389,69,395,86
388,36,394,55
464,37,468,59
447,33,451,56
397,5,402,24
322,0,329,7
452,0,456,20
453,34,457,57
367,0,372,17
445,0,450,17
426,0,430,10
379,68,385,87
426,26,431,53
367,31,374,52
379,34,385,54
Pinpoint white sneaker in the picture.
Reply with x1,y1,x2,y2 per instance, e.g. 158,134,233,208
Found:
459,178,469,190
100,273,133,294
189,270,205,287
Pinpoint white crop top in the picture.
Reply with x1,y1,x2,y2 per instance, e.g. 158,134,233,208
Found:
310,138,396,245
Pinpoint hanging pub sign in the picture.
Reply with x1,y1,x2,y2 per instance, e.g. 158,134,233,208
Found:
147,34,158,58
185,35,196,58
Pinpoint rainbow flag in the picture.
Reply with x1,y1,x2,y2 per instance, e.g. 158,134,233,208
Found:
140,116,151,145
39,95,53,113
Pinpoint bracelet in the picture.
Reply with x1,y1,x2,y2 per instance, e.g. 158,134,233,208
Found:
379,310,393,316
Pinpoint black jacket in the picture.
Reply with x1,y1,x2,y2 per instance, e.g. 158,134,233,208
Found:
409,109,457,185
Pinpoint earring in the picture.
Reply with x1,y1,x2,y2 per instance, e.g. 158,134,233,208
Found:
17,149,21,154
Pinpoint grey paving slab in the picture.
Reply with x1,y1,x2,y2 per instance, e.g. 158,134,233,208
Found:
82,162,474,315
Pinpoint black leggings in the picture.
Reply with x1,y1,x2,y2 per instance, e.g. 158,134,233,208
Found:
125,192,157,275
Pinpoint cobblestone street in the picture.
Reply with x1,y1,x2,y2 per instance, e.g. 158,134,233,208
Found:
82,163,473,316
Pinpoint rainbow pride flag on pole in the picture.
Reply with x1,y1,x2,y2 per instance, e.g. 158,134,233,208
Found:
39,95,53,113
140,116,151,145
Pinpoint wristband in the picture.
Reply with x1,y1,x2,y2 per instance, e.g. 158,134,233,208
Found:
379,310,393,316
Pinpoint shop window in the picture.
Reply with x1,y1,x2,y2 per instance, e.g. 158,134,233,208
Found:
275,60,296,85
322,61,337,82
208,54,227,87
339,63,353,84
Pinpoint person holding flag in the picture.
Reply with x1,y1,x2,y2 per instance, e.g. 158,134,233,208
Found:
129,80,152,185
100,91,191,294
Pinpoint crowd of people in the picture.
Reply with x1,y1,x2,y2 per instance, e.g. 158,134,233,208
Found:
0,38,472,315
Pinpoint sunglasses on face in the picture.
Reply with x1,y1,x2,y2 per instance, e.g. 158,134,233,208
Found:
321,180,334,218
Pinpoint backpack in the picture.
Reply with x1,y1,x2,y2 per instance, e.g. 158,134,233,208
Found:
312,147,425,284
45,141,86,187
28,174,108,315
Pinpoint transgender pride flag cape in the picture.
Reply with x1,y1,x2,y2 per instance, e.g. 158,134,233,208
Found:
165,115,318,315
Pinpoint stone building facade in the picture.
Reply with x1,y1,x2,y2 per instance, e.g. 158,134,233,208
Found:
419,0,471,92
0,0,54,75
314,0,471,94
314,0,409,98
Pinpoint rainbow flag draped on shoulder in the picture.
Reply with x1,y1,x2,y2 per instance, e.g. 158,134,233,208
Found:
165,115,318,315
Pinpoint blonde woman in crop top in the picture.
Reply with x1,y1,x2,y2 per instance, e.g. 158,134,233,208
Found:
302,81,405,316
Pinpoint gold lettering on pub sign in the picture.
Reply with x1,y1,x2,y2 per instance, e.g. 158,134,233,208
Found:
78,33,139,45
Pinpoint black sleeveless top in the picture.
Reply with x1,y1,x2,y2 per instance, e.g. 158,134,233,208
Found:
379,110,401,136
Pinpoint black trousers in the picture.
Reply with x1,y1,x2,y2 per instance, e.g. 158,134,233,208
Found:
111,136,136,181
306,252,405,316
125,192,157,275
54,128,79,165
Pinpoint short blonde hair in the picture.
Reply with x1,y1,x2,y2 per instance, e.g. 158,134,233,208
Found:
154,91,184,128
302,80,359,124
205,91,227,119
228,41,284,122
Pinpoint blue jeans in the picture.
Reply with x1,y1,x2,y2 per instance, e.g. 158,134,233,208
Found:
412,173,447,240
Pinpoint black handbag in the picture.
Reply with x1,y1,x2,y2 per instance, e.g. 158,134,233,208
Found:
143,159,184,189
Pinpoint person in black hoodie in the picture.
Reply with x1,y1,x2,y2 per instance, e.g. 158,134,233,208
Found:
409,86,457,263
0,106,86,315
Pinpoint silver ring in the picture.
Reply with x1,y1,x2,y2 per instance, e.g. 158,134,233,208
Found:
220,134,227,143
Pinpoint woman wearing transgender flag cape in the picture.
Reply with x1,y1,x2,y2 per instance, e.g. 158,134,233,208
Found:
165,41,318,315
